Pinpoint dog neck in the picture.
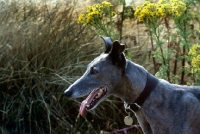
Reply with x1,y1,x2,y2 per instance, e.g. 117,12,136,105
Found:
126,73,159,111
121,60,158,110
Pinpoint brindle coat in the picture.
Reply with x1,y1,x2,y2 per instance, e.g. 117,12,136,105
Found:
64,36,200,134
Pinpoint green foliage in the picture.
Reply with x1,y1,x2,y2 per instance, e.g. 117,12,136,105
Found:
76,0,200,85
77,1,118,39
77,0,135,40
123,6,135,19
134,0,200,84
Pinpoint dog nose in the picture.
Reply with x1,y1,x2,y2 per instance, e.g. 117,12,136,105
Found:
64,90,73,97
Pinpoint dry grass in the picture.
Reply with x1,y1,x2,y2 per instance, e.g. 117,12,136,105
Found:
0,0,142,134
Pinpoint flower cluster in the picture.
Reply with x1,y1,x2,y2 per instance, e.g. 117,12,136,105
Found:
77,1,114,26
134,0,187,22
189,44,200,73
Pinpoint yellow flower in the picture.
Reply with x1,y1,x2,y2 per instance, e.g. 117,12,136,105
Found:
77,14,84,24
102,1,112,7
191,55,200,73
111,11,116,17
189,44,200,56
87,6,93,12
134,0,187,22
77,1,114,26
189,44,200,73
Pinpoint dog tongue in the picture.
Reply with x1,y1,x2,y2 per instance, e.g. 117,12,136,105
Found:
79,89,99,116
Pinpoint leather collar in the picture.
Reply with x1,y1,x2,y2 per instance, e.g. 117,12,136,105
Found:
127,73,159,112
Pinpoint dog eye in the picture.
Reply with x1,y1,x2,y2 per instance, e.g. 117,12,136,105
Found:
90,67,98,74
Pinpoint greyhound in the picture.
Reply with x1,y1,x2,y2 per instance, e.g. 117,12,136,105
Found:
64,36,200,134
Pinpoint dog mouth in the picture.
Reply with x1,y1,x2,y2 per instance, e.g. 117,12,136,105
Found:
79,86,107,116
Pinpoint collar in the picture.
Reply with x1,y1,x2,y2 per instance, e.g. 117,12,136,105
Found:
127,73,159,112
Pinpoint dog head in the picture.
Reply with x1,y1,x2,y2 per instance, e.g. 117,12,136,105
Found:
64,36,127,115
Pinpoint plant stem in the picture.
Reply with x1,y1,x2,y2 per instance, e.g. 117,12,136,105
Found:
118,0,125,41
173,43,179,78
165,18,171,82
180,17,189,84
181,45,186,84
149,31,157,73
153,22,170,81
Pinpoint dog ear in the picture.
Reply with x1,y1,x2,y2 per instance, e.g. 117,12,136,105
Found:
100,35,113,53
109,40,126,72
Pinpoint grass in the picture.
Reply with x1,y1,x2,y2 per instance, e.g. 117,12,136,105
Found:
0,0,141,134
